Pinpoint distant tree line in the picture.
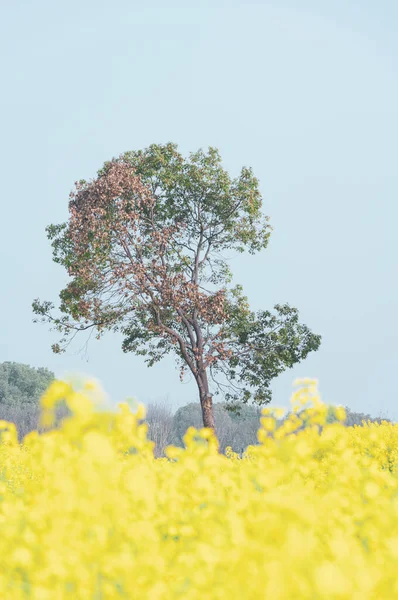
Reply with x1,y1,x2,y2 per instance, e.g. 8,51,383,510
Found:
146,401,263,457
146,402,393,457
0,362,393,452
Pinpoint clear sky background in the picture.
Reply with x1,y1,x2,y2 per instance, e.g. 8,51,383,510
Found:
1,1,397,417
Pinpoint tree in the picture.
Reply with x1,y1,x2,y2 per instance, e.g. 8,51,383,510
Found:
32,143,321,432
0,361,54,405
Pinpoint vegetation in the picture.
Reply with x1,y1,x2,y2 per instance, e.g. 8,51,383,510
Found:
148,398,392,457
0,361,54,405
0,361,390,452
16,141,393,597
0,378,397,597
32,143,321,430
0,362,70,440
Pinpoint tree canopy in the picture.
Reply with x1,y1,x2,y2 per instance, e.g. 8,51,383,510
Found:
33,143,321,431
0,361,54,405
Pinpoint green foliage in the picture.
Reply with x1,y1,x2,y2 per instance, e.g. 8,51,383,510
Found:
120,143,271,256
217,285,322,405
0,362,54,406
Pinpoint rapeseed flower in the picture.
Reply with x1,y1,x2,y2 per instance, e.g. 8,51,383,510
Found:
0,378,396,598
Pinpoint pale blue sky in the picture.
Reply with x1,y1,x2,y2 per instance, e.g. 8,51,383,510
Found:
1,1,397,417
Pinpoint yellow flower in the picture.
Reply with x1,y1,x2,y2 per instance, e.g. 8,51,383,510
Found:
335,405,346,422
261,416,276,432
0,375,395,599
40,380,72,409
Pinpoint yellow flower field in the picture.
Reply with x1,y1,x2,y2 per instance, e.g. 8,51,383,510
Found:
0,378,397,599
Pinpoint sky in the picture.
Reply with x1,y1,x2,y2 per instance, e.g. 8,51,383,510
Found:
0,0,397,418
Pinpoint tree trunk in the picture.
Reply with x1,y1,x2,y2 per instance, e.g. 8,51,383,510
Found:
197,369,216,431
200,389,215,430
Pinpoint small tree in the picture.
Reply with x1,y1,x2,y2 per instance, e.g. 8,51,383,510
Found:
33,143,321,431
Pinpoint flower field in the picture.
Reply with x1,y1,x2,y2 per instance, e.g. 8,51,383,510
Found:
0,379,398,599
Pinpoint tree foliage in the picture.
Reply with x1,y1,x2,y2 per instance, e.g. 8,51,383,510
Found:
33,143,321,429
0,361,54,406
